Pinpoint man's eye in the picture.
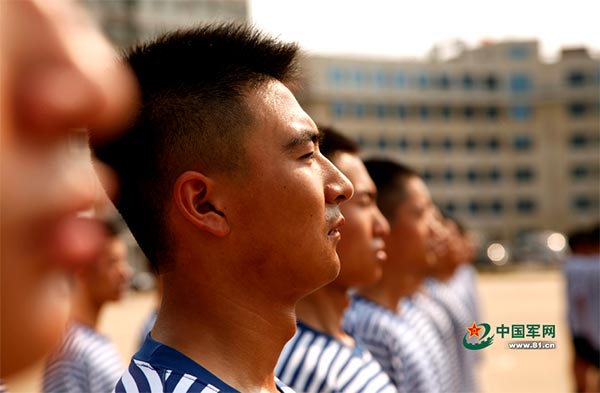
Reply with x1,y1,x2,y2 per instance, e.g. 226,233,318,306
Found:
300,151,315,159
360,196,373,206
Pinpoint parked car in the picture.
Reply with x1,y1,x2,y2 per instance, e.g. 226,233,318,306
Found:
511,230,568,264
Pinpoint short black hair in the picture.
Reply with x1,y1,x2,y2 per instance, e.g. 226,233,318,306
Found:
318,125,359,160
363,158,420,221
92,23,300,272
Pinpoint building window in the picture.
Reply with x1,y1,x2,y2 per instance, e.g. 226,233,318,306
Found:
466,137,477,151
439,74,451,89
516,198,537,214
569,133,589,149
509,45,530,60
422,169,433,183
489,168,502,182
328,67,344,85
513,135,533,151
398,138,409,150
444,201,457,215
570,165,589,180
572,195,594,212
484,74,499,91
463,74,475,90
567,70,586,87
511,105,532,121
443,169,455,183
353,70,364,86
374,71,386,88
378,136,387,150
396,105,407,119
510,73,532,92
464,106,475,120
417,73,430,89
395,72,407,88
467,169,479,183
490,199,504,215
515,167,535,182
356,135,366,148
421,138,431,151
354,103,366,118
568,102,587,118
331,102,345,118
375,103,386,119
441,106,452,120
486,106,499,120
468,200,481,215
488,137,501,151
419,106,430,120
442,138,453,151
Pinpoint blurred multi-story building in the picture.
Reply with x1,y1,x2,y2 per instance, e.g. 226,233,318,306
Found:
298,41,599,241
81,0,248,48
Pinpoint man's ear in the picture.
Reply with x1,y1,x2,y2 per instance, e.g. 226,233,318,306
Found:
174,171,230,237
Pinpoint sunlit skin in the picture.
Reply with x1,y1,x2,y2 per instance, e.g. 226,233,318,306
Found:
71,238,132,328
152,80,353,392
358,176,439,311
0,0,138,377
295,152,389,346
430,216,465,281
385,177,438,279
330,152,390,291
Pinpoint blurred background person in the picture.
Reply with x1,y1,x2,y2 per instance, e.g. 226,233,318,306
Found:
276,127,396,393
43,218,132,393
565,225,600,393
0,0,138,379
423,212,481,393
344,158,448,392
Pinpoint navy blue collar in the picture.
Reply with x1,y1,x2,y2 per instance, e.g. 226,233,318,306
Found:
136,334,238,392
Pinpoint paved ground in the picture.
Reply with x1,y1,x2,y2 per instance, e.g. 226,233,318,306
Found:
6,268,574,392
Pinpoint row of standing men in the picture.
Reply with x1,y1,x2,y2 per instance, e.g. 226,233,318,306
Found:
2,5,482,392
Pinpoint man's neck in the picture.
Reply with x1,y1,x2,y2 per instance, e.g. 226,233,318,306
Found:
358,270,422,312
71,286,101,329
295,285,354,347
152,277,297,393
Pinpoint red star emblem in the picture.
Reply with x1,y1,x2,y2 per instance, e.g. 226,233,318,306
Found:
466,322,483,338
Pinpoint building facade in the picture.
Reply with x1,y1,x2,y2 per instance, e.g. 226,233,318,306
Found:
82,0,248,48
298,41,599,241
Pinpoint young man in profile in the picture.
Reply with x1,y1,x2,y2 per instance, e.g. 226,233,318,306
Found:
92,24,353,392
276,127,396,393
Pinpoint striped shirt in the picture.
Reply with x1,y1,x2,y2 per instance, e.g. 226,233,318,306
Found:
276,321,398,393
116,334,295,393
411,292,462,393
343,295,439,393
426,278,477,393
565,254,600,349
43,323,123,393
449,265,481,325
397,297,449,392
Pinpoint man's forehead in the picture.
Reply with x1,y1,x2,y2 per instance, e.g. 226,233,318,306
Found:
247,80,317,139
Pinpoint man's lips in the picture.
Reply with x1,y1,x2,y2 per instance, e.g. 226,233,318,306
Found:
328,216,345,238
372,238,387,261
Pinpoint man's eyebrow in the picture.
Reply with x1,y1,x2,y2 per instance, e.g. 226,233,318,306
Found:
283,129,321,151
354,190,377,199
